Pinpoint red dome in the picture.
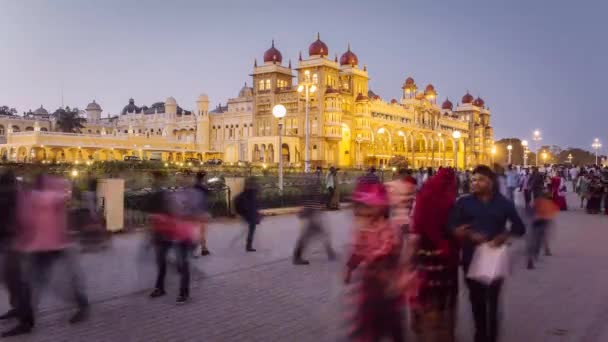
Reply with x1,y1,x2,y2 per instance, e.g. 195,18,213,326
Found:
424,84,435,93
473,97,485,107
263,40,282,64
356,93,368,101
390,98,398,104
402,77,415,89
340,44,358,66
309,33,329,57
462,92,474,104
441,98,453,110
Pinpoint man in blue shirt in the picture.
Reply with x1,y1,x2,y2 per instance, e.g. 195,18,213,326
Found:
449,165,525,342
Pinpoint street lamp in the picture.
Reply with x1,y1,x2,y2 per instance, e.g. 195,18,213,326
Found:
507,144,513,164
452,130,461,169
297,70,317,173
272,104,287,191
355,134,364,169
567,153,573,164
533,129,542,166
592,138,602,165
521,140,529,167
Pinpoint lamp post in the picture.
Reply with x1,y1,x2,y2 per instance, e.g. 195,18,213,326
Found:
452,130,461,169
567,153,573,164
297,70,317,173
533,129,542,166
355,134,364,169
507,144,513,164
272,104,287,192
541,151,548,164
521,140,529,167
592,138,602,165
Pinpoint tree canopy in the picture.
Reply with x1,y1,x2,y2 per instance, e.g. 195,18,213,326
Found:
54,107,86,133
0,106,17,116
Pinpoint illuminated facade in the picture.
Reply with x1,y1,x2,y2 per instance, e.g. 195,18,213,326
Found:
0,35,493,169
244,35,494,169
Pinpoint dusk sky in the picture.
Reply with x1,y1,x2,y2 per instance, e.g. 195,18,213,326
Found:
1,0,606,150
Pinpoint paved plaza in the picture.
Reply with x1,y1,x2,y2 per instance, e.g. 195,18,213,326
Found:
1,191,607,341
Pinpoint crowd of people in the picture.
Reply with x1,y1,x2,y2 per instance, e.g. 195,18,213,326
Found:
0,162,604,340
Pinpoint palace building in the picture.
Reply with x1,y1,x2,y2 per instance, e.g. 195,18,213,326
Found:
241,35,493,169
0,34,493,169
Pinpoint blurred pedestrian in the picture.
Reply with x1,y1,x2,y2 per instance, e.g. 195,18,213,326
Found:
520,168,532,210
527,194,558,269
505,164,519,202
193,171,211,256
576,171,590,209
292,207,335,265
586,175,603,214
0,170,30,337
449,165,525,342
569,166,579,192
386,168,417,238
148,183,204,304
9,175,89,337
551,172,568,211
235,178,260,252
326,167,340,210
407,167,459,341
528,167,545,201
344,178,403,342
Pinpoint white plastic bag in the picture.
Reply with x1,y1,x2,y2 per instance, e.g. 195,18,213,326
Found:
467,243,510,285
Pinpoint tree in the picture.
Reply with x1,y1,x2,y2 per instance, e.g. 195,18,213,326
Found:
0,106,17,116
54,107,86,133
557,148,602,166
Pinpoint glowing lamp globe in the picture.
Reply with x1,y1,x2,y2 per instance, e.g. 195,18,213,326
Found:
272,104,286,119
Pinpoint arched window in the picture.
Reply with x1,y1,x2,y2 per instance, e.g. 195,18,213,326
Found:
0,125,4,135
312,73,318,84
258,80,264,90
25,127,34,131
265,79,271,90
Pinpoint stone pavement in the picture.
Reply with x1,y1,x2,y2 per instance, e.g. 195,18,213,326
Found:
1,191,607,341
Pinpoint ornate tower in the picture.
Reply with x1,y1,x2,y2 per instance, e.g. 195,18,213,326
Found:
252,40,293,137
196,94,210,151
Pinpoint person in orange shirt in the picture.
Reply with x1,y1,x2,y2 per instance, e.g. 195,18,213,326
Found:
527,194,558,269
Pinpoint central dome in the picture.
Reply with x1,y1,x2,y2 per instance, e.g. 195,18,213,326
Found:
462,92,474,104
340,44,358,66
263,40,282,64
309,33,329,57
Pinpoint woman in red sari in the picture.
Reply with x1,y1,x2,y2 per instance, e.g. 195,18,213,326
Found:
344,177,404,342
551,173,568,211
408,167,459,342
